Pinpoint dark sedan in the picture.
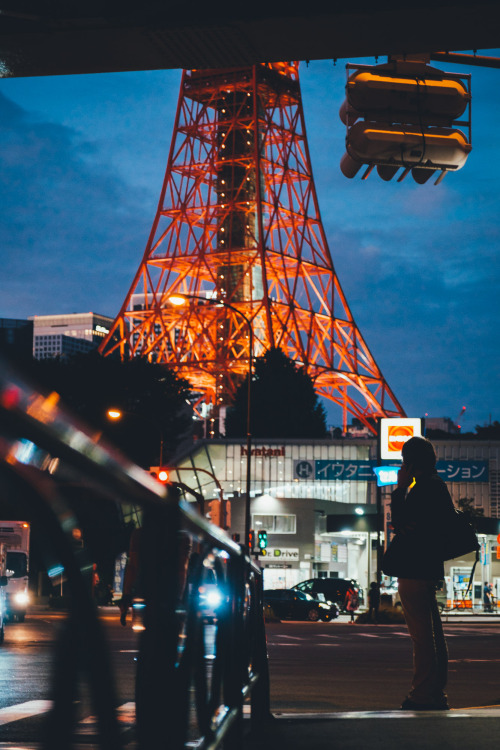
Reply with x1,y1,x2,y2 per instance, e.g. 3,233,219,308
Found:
263,588,339,622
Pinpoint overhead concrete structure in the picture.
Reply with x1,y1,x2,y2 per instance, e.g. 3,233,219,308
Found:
1,2,499,78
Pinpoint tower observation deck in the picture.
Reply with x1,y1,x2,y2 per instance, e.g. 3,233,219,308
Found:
100,62,405,432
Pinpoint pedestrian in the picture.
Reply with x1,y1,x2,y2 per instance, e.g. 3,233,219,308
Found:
382,436,454,711
345,584,359,623
484,582,493,613
367,581,380,621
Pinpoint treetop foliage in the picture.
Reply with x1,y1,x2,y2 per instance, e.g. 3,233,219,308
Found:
225,347,327,439
30,351,193,467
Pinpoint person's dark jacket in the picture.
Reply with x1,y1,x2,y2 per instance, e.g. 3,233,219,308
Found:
383,470,455,580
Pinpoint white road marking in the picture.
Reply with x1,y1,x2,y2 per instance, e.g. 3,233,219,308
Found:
0,700,53,725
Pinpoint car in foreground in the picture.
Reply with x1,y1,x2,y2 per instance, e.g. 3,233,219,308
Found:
292,578,364,612
263,588,339,622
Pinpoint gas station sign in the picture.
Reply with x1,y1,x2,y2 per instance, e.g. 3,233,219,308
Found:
380,418,422,460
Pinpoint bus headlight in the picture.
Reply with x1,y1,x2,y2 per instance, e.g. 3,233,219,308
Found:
14,592,29,607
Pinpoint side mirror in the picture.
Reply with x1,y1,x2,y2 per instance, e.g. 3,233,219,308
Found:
0,576,8,587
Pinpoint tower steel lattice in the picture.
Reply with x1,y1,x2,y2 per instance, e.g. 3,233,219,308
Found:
100,62,405,432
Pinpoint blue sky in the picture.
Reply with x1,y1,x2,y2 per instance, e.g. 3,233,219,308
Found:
1,56,499,432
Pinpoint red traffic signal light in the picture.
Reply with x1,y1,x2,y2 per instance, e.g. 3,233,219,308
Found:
248,529,255,552
339,57,471,185
150,466,170,483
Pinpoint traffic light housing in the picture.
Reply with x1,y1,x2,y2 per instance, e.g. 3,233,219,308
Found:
339,56,471,185
258,529,268,550
207,499,222,526
223,499,231,530
248,529,255,552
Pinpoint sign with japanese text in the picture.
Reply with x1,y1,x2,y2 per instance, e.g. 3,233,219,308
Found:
317,459,374,480
373,466,400,486
435,460,488,482
294,458,488,483
380,418,422,460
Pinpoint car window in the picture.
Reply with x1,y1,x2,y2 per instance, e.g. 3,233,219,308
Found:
296,581,313,593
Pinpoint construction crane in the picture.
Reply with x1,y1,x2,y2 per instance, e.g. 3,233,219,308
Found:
455,406,466,430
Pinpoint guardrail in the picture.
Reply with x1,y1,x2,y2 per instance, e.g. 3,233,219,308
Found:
0,353,270,750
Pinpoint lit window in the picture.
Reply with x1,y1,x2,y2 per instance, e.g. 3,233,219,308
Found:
252,514,296,534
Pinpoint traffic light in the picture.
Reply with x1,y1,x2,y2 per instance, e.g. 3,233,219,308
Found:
150,466,170,483
207,500,222,526
248,529,255,552
258,529,268,550
339,56,471,185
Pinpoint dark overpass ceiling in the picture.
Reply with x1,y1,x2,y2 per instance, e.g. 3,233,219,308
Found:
0,0,499,77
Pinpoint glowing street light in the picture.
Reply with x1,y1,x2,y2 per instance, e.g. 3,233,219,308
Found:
105,407,165,466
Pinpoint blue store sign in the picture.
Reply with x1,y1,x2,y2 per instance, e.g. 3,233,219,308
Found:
293,459,488,483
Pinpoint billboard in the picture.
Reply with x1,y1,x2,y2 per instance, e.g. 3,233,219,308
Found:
380,417,422,460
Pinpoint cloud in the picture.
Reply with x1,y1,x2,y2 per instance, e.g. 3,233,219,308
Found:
0,91,153,318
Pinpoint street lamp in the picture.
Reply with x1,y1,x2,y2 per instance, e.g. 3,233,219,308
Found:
106,407,165,466
168,293,253,552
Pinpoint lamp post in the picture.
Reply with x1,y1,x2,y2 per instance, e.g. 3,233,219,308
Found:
106,408,165,466
168,294,253,552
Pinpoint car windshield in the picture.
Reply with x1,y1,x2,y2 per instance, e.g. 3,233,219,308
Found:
6,551,28,577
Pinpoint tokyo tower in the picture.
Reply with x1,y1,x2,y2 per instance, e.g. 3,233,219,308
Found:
100,62,405,432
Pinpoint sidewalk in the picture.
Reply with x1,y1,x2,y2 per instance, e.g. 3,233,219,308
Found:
243,707,500,750
335,610,500,624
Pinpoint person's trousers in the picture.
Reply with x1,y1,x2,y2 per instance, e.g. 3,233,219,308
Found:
398,578,448,705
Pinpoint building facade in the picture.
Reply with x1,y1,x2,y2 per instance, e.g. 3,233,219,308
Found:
29,313,115,359
0,318,33,359
168,437,500,608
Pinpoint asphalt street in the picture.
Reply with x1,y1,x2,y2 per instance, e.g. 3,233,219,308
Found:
0,608,499,747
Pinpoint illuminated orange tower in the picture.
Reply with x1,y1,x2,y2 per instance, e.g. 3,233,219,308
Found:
100,62,404,432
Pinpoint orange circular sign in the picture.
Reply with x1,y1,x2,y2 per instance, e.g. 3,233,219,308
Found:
387,425,414,453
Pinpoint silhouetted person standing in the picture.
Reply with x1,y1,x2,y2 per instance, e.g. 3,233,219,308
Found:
368,581,380,621
382,436,454,710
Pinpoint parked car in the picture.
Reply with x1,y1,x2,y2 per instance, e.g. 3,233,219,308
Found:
263,588,339,622
292,578,364,611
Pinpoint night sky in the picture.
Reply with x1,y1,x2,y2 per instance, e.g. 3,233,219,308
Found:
1,55,499,433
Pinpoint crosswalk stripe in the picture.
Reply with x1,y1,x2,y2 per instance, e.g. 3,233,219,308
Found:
0,700,53,725
0,701,136,730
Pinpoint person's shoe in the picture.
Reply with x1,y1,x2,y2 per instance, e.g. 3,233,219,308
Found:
400,698,450,711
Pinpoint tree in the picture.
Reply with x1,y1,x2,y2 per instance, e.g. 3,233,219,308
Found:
457,497,484,517
225,347,327,439
31,352,193,467
475,421,500,440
